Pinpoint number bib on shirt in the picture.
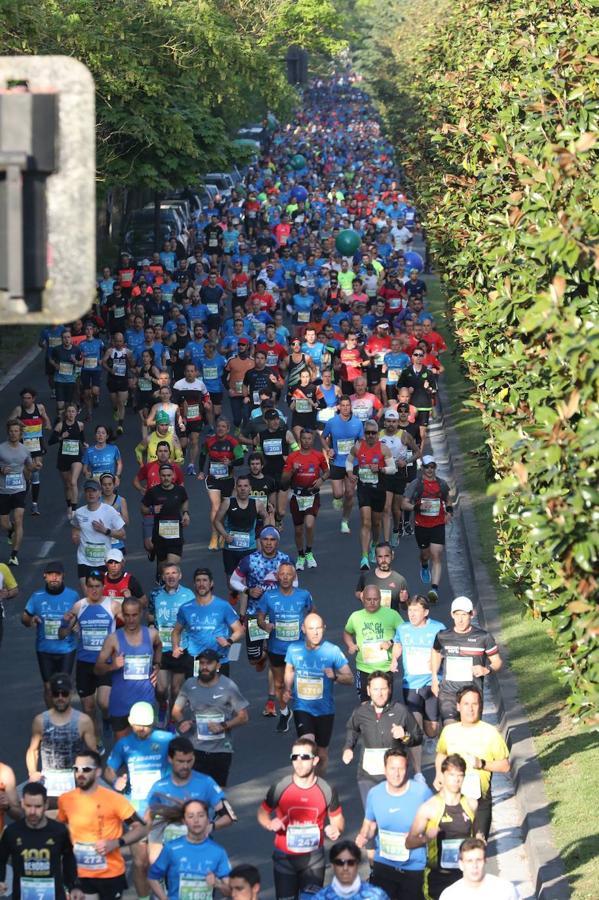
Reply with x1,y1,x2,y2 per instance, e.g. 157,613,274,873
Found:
317,406,336,423
42,767,75,797
229,530,250,550
5,473,25,490
404,646,431,675
21,878,55,900
130,768,161,801
378,830,409,862
358,467,378,485
387,368,400,384
295,494,315,512
203,366,218,380
295,398,312,414
361,640,388,664
158,520,180,539
43,618,61,641
444,655,473,682
362,748,387,776
187,404,201,419
59,362,74,377
206,304,219,315
179,874,213,900
124,654,151,680
84,542,106,563
23,437,41,452
62,440,80,456
263,439,282,455
158,625,173,649
297,310,310,323
420,498,441,517
247,616,269,642
74,841,108,871
379,589,392,608
81,622,108,652
84,357,97,369
440,838,463,869
209,462,228,479
296,675,323,700
138,377,152,391
195,711,225,740
234,380,243,394
286,823,320,853
337,438,355,456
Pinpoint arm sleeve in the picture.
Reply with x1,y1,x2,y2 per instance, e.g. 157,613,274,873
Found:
0,829,11,881
61,829,78,890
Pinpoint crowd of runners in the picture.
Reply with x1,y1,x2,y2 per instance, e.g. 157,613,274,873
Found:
0,75,518,900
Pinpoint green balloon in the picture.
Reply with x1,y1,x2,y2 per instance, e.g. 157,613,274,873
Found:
336,229,361,256
291,154,306,171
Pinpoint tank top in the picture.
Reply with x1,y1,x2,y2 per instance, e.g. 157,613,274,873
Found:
427,795,475,872
287,353,309,394
355,439,385,489
109,626,155,716
103,571,132,605
41,709,85,772
58,420,83,462
109,348,129,378
137,365,155,398
225,498,258,552
415,477,446,527
19,403,45,455
77,598,116,663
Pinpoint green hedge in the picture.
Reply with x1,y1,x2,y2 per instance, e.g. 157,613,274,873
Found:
355,0,599,722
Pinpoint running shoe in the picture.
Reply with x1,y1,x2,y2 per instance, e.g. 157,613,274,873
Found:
255,655,267,673
67,508,74,522
360,556,370,571
8,553,18,566
413,772,427,785
31,503,40,516
428,588,439,604
305,551,317,569
296,554,306,571
368,542,376,563
391,529,400,547
332,498,343,511
403,522,414,536
420,565,431,584
157,704,169,729
186,464,197,476
116,425,124,436
262,699,276,718
340,520,350,534
208,534,219,551
276,710,292,733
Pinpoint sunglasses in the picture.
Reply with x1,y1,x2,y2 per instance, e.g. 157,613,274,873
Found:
73,765,95,773
51,690,70,698
413,352,424,357
290,753,315,761
333,859,358,867
365,430,378,435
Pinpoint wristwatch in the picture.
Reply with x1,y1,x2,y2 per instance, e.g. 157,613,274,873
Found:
105,528,111,537
479,758,486,770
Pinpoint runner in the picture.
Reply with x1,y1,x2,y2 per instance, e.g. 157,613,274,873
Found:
246,452,277,518
402,456,453,602
79,320,105,420
10,387,51,516
434,686,510,839
281,428,329,569
0,782,79,900
284,612,353,772
349,377,383,424
343,671,423,807
398,349,437,444
289,369,326,443
99,473,129,556
431,596,502,724
215,474,269,584
172,648,250,786
391,595,445,777
173,361,212,474
0,419,37,566
82,425,122,481
102,332,135,435
94,596,161,740
72,479,126,589
356,747,433,900
49,403,86,520
141,463,190,576
343,586,402,701
346,421,396,570
321,396,364,534
258,737,344,900
224,337,255,430
256,408,297,528
199,340,227,425
50,328,83,417
25,673,96,801
198,417,245,550
57,749,146,900
406,754,479,899
379,409,420,544
311,841,389,900
437,838,518,900
355,542,409,612
0,560,18,649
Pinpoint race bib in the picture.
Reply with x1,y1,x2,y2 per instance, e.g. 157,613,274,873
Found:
151,315,164,326
234,380,244,394
42,767,75,797
158,520,180,539
297,310,310,323
84,357,98,369
387,368,399,384
187,404,201,419
405,646,432,675
374,352,386,366
81,621,108,652
337,438,355,456
58,362,74,377
420,498,441,517
84,542,106,563
294,398,312,414
130,768,161,801
317,406,336,423
114,306,126,318
203,366,218,380
195,711,226,741
379,829,409,863
138,377,152,391
445,655,473,682
209,462,228,478
252,391,261,405
286,823,320,854
206,303,219,315
124,654,152,680
158,625,173,650
247,616,269,642
263,438,282,455
49,336,62,347
163,822,188,843
179,874,213,900
43,618,61,641
295,494,314,512
23,437,41,452
353,405,370,421
266,353,278,367
440,838,463,869
229,530,250,549
112,360,126,376
361,640,388,664
296,675,323,700
5,473,25,490
62,440,79,456
74,841,108,871
379,589,392,608
358,467,378,485
275,619,300,642
462,770,482,800
362,747,386,776
20,878,55,900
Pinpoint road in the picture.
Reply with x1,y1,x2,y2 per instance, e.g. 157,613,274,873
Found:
0,340,534,898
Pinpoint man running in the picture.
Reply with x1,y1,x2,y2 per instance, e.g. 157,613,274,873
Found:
281,428,329,569
0,419,37,566
355,542,409,612
438,838,518,899
141,463,190,576
72,479,126,590
343,586,402,701
10,387,51,516
321,396,364,534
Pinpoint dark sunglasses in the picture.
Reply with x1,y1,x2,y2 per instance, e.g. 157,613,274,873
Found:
73,765,95,773
365,430,378,435
413,352,424,357
52,690,70,698
290,753,315,761
333,858,358,867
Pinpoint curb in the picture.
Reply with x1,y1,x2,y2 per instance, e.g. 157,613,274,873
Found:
0,345,41,392
434,385,570,900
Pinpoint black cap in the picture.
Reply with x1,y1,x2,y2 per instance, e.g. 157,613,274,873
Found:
197,648,220,662
49,673,72,693
264,409,279,421
397,402,410,412
44,561,64,575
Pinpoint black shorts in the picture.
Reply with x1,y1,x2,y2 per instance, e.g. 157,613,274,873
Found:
78,873,128,900
427,868,462,900
223,547,252,579
357,483,386,513
293,710,335,748
370,862,424,900
438,689,460,724
78,563,107,580
154,538,184,561
54,382,76,403
329,464,348,481
107,375,128,394
415,409,431,427
160,649,194,676
384,472,407,495
209,391,223,406
76,660,112,697
81,370,102,388
404,686,439,722
111,714,130,733
0,491,27,514
267,650,287,669
290,493,320,525
193,749,232,788
37,650,76,683
263,472,284,493
272,847,325,900
414,524,445,548
205,475,234,496
185,420,205,434
57,456,82,472
367,365,384,386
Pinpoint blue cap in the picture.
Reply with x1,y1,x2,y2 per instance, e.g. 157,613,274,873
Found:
260,527,280,541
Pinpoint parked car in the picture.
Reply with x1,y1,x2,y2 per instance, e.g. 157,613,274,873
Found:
123,207,186,260
203,173,235,200
146,199,191,227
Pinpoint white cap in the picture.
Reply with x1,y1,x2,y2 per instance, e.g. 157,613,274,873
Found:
128,701,155,726
384,409,399,420
451,596,474,613
105,549,124,563
421,455,436,467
